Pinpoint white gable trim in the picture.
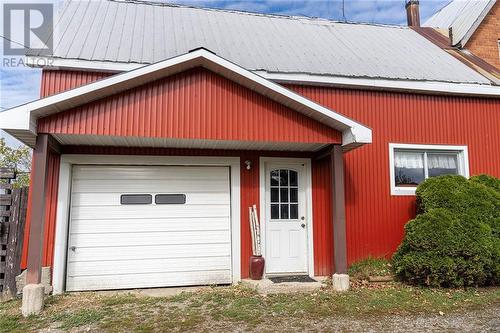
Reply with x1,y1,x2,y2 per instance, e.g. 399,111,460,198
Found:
2,49,371,150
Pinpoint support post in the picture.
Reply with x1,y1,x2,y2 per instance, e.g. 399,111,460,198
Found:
22,134,49,316
331,145,349,291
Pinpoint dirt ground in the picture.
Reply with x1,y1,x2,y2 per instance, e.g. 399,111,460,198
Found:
2,283,499,332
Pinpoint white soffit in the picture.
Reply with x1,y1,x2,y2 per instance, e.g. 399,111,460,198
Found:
0,49,372,150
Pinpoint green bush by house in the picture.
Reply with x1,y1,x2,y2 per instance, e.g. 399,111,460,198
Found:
393,174,500,287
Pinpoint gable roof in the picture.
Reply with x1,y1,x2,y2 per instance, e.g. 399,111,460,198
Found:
424,0,496,47
26,0,491,86
1,48,372,150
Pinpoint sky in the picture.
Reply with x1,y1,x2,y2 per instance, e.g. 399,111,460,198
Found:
0,0,450,147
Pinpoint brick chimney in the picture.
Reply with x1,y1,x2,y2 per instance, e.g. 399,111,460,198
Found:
406,0,420,27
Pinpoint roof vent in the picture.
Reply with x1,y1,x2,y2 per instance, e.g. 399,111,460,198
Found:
188,47,216,55
405,0,420,27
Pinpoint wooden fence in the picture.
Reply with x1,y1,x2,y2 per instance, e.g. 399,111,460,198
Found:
0,168,28,299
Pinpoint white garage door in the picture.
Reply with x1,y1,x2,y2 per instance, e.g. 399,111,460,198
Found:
66,165,232,291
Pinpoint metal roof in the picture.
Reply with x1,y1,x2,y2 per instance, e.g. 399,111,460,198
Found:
27,0,490,85
424,0,496,47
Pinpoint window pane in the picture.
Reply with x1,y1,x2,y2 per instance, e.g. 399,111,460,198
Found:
279,170,288,186
289,170,298,186
120,194,152,205
394,151,425,186
290,204,298,219
290,188,298,203
280,204,289,219
280,188,289,203
271,204,279,219
155,194,186,204
270,170,280,186
271,188,279,202
428,153,459,177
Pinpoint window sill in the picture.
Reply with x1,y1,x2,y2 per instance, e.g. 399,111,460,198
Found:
391,187,417,196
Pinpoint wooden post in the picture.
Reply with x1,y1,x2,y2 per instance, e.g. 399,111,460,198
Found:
3,187,28,297
26,134,50,285
331,145,347,274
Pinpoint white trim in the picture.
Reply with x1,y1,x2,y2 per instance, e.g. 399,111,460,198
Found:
457,0,496,47
258,157,314,277
24,55,500,97
256,72,500,97
388,143,470,196
3,49,372,150
52,155,241,293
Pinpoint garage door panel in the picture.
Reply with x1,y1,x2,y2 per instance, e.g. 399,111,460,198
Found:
67,243,231,262
67,165,232,291
66,270,232,292
70,205,230,220
69,230,231,247
70,218,230,233
73,166,229,180
71,192,230,206
72,179,229,193
67,256,231,277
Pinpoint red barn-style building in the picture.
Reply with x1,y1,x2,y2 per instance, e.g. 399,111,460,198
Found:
1,1,499,305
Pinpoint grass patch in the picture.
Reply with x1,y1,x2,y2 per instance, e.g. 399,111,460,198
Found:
349,257,393,280
0,284,498,332
53,308,106,329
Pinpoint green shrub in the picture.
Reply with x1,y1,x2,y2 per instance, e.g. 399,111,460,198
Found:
393,174,500,287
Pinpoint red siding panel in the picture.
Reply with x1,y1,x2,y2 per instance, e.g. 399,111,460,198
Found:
38,68,342,145
40,70,110,97
312,157,333,276
288,85,500,265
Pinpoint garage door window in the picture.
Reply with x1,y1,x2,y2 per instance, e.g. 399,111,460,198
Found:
155,194,186,204
120,194,152,205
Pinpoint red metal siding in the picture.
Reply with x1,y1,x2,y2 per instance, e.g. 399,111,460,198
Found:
34,69,500,274
38,68,342,145
312,157,333,276
288,85,500,265
40,70,111,97
21,151,60,269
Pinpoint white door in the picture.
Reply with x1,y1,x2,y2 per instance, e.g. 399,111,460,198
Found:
66,165,232,291
264,163,308,274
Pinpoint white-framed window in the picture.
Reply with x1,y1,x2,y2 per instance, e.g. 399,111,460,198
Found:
389,143,469,196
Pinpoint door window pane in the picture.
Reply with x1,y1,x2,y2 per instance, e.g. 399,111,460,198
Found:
279,170,288,186
280,204,289,219
271,204,279,219
428,153,459,177
289,170,298,186
280,188,288,203
271,188,279,202
270,169,299,220
394,151,425,187
270,170,280,186
290,204,298,219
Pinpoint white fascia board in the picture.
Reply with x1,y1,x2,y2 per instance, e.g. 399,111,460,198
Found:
11,49,371,148
256,72,500,97
26,56,500,97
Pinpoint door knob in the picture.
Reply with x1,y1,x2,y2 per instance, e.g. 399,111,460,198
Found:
70,246,76,252
301,223,306,228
